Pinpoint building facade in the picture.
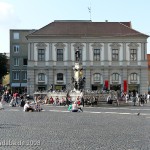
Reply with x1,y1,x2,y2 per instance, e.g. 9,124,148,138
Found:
10,30,35,93
24,21,149,95
147,54,150,92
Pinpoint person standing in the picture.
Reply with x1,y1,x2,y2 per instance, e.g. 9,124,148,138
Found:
80,90,84,107
0,94,4,110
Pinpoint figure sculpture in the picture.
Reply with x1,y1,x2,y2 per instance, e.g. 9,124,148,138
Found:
75,47,80,62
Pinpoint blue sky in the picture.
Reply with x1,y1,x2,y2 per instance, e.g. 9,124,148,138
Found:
0,0,150,53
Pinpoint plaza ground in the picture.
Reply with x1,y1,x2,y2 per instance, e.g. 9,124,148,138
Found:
1,103,150,150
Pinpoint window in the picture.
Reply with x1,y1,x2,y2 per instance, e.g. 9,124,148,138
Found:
23,59,27,66
57,49,63,61
38,73,45,81
112,49,119,61
93,73,100,82
130,73,137,81
23,71,27,80
13,45,19,53
130,49,137,61
94,49,100,61
112,73,119,81
38,49,45,61
14,58,19,66
13,72,19,80
13,32,19,39
57,73,63,81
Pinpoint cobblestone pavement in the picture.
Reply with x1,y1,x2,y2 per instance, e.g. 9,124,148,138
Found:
1,103,150,150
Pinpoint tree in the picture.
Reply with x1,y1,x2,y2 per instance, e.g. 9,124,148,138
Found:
0,53,8,84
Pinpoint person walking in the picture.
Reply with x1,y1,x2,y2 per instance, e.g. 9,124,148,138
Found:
0,95,4,110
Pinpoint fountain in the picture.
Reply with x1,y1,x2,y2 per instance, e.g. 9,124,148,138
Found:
34,47,86,102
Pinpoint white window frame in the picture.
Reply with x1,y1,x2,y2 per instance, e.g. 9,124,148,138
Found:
93,73,101,82
130,73,137,81
23,72,27,80
38,73,45,82
112,49,119,61
93,49,100,61
38,49,45,61
13,72,19,80
57,49,63,61
13,45,19,53
130,49,137,61
14,58,19,66
112,73,119,82
13,32,19,39
57,73,63,81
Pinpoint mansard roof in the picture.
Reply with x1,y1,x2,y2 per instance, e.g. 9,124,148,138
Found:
27,20,149,38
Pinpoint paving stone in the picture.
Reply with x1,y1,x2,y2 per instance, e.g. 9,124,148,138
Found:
0,104,150,150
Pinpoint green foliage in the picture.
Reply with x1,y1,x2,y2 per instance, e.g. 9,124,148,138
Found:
0,53,8,83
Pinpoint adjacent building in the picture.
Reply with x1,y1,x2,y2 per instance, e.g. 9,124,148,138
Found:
25,20,149,95
10,30,35,93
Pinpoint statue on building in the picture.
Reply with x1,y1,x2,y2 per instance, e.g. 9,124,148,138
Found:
75,47,80,62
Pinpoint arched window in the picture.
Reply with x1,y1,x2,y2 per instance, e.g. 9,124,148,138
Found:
112,73,119,81
57,73,63,81
130,73,137,81
93,73,101,82
38,73,45,81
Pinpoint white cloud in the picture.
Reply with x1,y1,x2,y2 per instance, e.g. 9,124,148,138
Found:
0,2,20,28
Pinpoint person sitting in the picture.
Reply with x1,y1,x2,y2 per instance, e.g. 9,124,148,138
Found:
20,99,25,107
72,101,83,112
68,103,72,111
24,101,34,112
34,101,42,112
50,96,54,104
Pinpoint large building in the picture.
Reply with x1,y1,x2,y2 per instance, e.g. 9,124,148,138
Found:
10,30,35,93
10,20,149,95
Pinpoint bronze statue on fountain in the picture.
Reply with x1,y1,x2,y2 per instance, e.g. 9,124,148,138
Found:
72,47,86,91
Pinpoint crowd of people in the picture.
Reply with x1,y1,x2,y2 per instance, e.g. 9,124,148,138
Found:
1,89,150,112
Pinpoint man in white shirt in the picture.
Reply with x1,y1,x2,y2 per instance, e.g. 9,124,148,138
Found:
24,101,34,112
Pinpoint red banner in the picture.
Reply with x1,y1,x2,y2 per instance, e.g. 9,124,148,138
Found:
123,80,127,93
105,80,109,89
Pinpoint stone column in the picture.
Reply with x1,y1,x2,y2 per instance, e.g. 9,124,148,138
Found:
141,43,144,61
86,43,90,61
123,43,126,61
28,43,30,61
49,43,52,61
104,43,108,65
31,43,34,61
67,43,71,61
